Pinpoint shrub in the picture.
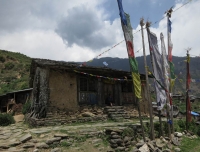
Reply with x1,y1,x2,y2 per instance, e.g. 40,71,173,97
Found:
0,113,15,126
4,62,15,70
22,101,31,115
0,55,5,63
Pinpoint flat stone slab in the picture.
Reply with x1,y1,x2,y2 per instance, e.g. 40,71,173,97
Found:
9,141,21,147
30,129,51,134
54,134,68,138
22,143,35,148
46,137,61,144
35,142,49,149
19,134,32,143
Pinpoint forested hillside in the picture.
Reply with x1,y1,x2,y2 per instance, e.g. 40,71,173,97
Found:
0,50,31,95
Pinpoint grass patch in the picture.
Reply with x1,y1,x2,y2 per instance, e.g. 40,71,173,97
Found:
0,113,15,126
180,137,200,152
59,129,68,134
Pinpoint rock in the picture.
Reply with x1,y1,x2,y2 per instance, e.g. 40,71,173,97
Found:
125,141,131,146
125,148,130,151
54,134,68,138
162,149,171,152
19,133,32,143
147,142,155,151
9,141,21,147
35,142,49,149
145,137,150,142
174,147,181,152
110,139,117,144
154,147,162,152
51,148,62,152
22,143,35,148
111,131,118,135
132,147,140,152
124,136,130,143
166,143,172,149
116,146,126,151
136,142,145,148
155,139,165,149
110,143,118,148
30,129,50,134
139,143,150,152
0,144,9,149
33,149,39,152
175,132,183,137
111,134,121,139
113,138,123,144
172,137,180,146
46,137,61,144
131,140,137,146
81,112,95,117
7,147,26,152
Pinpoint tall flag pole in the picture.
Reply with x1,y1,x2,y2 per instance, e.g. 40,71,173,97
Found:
117,0,145,142
186,48,192,130
160,32,172,139
140,18,155,140
167,8,174,133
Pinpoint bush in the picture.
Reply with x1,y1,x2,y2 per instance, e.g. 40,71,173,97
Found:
0,113,15,126
22,101,31,114
4,62,15,70
0,55,5,63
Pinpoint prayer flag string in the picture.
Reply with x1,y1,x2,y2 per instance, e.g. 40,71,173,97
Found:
74,70,132,82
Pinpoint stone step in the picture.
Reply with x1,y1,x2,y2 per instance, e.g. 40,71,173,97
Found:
104,106,124,109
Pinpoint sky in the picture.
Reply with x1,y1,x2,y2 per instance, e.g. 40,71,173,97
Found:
0,0,199,62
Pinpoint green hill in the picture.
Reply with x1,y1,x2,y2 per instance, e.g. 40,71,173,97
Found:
0,50,31,95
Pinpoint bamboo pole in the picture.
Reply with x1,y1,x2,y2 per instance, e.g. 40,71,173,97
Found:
140,18,155,140
166,8,174,134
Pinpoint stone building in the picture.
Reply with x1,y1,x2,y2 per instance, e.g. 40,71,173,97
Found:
29,59,150,119
0,88,32,114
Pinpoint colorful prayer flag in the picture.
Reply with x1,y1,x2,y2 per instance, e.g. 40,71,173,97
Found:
160,33,169,90
147,30,166,110
168,19,176,90
117,0,141,98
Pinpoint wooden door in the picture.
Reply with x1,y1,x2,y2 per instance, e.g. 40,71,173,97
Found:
104,84,114,105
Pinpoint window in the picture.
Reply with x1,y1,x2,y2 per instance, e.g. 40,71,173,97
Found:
80,78,87,91
79,77,96,92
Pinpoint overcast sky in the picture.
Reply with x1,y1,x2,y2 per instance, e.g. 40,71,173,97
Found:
0,0,199,62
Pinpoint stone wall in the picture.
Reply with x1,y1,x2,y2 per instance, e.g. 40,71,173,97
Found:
48,69,78,111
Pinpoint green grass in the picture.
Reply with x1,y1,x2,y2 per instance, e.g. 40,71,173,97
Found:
180,137,200,152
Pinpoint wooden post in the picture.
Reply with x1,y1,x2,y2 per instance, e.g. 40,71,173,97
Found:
185,48,191,130
137,98,146,142
140,18,155,140
166,8,174,134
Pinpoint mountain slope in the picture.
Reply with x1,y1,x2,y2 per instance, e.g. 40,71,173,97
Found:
0,50,31,95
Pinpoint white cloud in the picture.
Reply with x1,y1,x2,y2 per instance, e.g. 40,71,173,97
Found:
0,0,199,62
